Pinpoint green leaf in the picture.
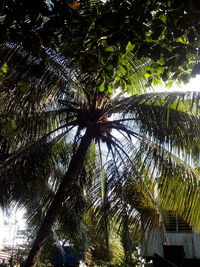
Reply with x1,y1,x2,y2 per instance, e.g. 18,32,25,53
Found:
176,36,186,44
152,77,161,86
165,82,173,88
1,63,8,73
18,82,31,93
11,120,17,129
118,65,126,76
144,72,152,78
105,46,115,52
106,84,113,93
2,120,17,137
99,82,105,92
159,14,167,24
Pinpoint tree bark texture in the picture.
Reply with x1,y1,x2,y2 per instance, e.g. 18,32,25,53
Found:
24,128,93,267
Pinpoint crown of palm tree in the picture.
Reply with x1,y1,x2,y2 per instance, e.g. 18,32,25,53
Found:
0,43,200,267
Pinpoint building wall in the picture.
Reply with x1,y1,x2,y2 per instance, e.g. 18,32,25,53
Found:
168,232,200,258
0,251,11,264
141,227,164,258
142,227,200,259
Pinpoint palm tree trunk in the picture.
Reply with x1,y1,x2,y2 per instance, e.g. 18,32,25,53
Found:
24,128,93,267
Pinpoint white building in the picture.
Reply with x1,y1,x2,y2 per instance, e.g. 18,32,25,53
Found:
142,211,200,267
0,250,11,264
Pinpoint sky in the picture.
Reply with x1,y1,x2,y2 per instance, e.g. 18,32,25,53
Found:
0,75,200,249
0,207,26,250
159,74,200,92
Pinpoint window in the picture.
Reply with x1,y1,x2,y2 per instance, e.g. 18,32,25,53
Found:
165,211,192,233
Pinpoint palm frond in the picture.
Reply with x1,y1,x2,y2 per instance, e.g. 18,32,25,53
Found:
0,137,72,208
112,91,200,154
134,140,200,229
0,43,70,111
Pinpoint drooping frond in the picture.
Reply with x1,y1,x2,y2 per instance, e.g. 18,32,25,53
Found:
0,135,73,208
111,91,200,154
131,139,200,228
0,43,70,111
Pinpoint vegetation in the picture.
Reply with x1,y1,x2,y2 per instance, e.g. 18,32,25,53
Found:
1,1,200,267
1,0,200,90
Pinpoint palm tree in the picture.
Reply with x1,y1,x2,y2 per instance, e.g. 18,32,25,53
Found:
0,42,200,267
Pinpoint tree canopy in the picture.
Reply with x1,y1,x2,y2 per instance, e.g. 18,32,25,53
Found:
1,0,200,92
